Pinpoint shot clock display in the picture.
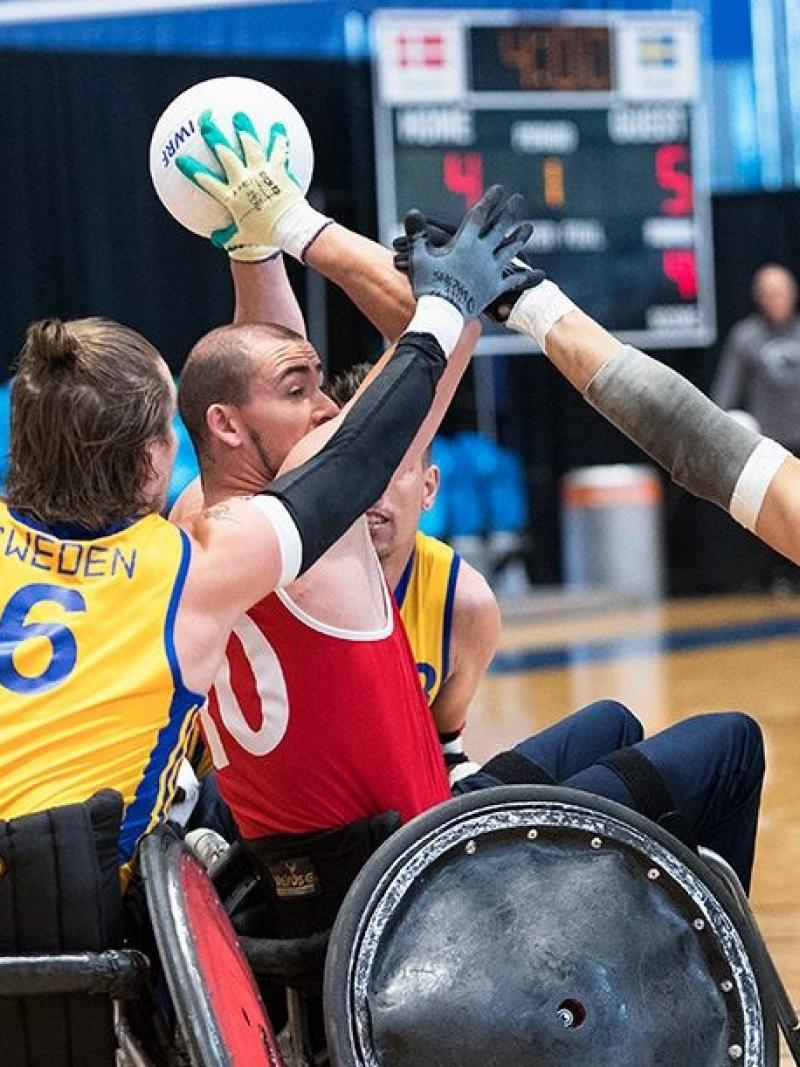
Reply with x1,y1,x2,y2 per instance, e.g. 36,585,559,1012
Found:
373,11,715,351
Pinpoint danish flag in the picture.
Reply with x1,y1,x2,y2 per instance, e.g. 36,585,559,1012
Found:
395,32,447,69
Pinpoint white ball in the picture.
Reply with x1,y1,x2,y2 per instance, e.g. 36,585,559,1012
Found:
149,76,314,237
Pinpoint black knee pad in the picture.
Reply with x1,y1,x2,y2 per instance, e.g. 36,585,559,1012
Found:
596,747,698,851
480,750,555,786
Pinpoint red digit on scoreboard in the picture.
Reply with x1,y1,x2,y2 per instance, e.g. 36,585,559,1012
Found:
662,250,697,299
443,152,484,208
655,144,693,216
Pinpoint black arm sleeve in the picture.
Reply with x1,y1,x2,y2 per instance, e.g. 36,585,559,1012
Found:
264,331,447,574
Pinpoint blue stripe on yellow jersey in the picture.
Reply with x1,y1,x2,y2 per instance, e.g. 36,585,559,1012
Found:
0,504,204,868
395,530,461,705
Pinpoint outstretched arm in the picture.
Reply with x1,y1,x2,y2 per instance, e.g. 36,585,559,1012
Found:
504,281,800,564
302,224,414,341
229,220,414,343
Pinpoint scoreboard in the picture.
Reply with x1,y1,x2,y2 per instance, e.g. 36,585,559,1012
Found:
372,11,716,352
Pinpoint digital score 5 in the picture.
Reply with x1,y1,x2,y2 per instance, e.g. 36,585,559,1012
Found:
374,11,715,352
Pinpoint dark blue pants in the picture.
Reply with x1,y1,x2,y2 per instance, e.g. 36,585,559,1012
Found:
454,701,765,893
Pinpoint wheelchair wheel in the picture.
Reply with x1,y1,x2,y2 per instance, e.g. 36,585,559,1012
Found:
140,827,285,1067
324,786,779,1066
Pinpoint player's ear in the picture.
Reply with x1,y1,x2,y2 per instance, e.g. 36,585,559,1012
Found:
206,402,247,450
422,463,441,510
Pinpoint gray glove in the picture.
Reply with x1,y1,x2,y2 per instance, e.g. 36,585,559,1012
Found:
394,215,545,323
404,185,533,319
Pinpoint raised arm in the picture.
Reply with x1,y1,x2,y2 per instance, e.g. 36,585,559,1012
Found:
179,111,414,341
231,256,307,335
502,280,800,565
171,172,531,636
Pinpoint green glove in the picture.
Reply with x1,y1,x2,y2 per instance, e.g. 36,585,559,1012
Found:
177,112,328,262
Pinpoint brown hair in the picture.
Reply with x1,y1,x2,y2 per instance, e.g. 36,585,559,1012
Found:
7,317,174,528
178,322,305,466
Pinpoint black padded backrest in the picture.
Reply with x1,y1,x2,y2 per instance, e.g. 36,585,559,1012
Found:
0,790,124,1067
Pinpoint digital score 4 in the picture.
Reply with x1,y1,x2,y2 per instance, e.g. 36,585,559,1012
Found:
373,12,715,352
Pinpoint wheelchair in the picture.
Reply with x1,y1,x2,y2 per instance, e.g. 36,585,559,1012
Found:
2,787,799,1066
320,787,800,1067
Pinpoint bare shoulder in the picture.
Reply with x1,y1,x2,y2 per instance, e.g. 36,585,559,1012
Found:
452,559,501,645
454,558,500,614
178,495,283,621
169,476,204,524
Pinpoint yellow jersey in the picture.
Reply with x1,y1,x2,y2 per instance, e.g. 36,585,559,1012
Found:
0,504,203,867
395,531,461,706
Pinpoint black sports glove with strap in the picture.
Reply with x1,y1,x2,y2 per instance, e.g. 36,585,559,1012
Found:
402,185,534,319
394,212,545,323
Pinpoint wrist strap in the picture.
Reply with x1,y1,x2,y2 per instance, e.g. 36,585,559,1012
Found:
405,295,464,356
506,279,576,350
273,202,333,262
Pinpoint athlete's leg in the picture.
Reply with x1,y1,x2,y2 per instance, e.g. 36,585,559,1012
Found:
563,712,765,892
186,771,240,842
454,700,644,793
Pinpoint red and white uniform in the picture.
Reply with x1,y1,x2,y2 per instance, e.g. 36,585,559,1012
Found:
200,578,451,838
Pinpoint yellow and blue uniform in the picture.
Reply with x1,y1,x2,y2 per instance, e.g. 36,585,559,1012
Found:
394,530,461,705
0,503,203,869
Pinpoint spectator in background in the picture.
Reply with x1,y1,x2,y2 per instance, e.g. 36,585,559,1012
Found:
711,264,800,588
712,264,800,453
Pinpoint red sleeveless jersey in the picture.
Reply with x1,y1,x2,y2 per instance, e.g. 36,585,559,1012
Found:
200,581,451,837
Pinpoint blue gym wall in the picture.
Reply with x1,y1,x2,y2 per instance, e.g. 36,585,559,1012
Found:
0,1,796,591
0,0,764,191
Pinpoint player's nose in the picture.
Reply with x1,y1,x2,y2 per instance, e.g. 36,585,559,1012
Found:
312,391,339,426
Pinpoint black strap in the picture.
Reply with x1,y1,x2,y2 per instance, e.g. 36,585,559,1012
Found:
480,750,555,787
243,811,402,942
596,748,698,851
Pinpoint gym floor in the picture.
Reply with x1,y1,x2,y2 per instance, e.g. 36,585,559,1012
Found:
466,590,800,1060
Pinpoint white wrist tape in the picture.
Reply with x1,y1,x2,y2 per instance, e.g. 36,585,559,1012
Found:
405,295,464,356
273,201,333,262
729,438,790,531
250,495,303,587
506,280,577,350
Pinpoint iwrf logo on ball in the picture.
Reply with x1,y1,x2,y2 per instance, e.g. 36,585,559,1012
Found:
160,119,197,169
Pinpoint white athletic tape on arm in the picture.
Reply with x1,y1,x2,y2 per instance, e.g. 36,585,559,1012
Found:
729,438,790,531
506,279,577,350
405,295,464,356
250,494,303,587
273,201,333,262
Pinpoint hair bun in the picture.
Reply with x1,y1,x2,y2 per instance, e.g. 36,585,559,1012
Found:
25,318,81,367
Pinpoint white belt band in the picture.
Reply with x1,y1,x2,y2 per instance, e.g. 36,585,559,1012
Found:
729,438,790,531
